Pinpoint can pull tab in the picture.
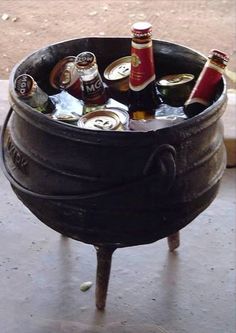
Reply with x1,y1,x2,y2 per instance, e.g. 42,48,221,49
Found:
94,119,113,130
143,144,176,193
117,64,131,77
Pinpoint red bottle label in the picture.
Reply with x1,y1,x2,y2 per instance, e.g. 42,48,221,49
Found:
186,62,223,106
129,41,156,91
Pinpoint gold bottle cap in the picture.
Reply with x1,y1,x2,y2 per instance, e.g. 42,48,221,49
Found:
208,49,229,66
15,74,36,97
131,22,152,37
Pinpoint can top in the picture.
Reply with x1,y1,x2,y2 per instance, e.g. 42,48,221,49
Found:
131,21,152,37
157,73,195,87
208,49,229,65
104,56,131,81
49,56,76,89
78,110,121,131
15,74,36,97
75,52,96,68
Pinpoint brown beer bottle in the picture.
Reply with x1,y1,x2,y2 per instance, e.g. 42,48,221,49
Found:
74,51,108,107
74,51,129,114
184,49,229,118
128,22,163,120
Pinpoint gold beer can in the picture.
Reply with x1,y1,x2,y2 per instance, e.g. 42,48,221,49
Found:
104,56,131,92
49,56,82,99
49,56,76,89
78,109,127,131
156,73,195,106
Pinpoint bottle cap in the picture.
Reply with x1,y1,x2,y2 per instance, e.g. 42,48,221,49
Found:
131,22,152,37
15,74,36,97
75,52,96,68
208,49,229,65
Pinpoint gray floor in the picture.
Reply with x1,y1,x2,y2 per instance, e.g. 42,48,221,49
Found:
0,166,235,333
0,79,235,333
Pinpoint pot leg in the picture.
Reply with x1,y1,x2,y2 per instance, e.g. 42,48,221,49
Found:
167,231,180,252
95,246,116,310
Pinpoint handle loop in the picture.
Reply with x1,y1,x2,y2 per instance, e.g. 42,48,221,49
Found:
143,144,176,193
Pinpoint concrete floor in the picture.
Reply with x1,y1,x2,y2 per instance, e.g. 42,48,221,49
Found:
0,81,236,333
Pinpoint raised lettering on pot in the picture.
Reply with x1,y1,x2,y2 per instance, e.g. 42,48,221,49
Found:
7,137,29,174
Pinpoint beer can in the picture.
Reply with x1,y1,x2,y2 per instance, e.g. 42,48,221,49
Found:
104,56,131,92
78,109,126,131
49,56,82,98
156,73,195,106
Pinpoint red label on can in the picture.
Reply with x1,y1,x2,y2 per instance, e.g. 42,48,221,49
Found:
129,41,155,91
187,63,223,105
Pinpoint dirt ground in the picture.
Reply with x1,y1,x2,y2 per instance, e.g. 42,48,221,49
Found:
0,0,236,85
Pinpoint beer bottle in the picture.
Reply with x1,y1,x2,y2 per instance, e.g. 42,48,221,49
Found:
128,21,163,120
184,49,229,118
74,51,108,110
14,74,54,113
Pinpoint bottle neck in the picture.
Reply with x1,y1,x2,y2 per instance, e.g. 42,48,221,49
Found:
207,58,226,73
185,58,226,108
129,37,156,91
132,35,152,44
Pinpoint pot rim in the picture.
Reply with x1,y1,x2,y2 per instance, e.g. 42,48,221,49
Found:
8,36,227,145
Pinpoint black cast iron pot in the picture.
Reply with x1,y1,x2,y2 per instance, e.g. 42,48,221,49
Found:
1,37,227,248
0,37,228,309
